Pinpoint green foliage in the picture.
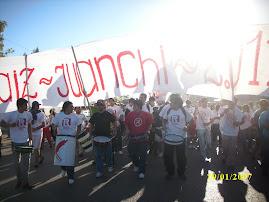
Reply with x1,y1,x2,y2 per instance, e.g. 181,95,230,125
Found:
0,20,14,57
31,47,39,54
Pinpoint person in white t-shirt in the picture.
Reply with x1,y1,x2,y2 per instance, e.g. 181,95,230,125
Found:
219,100,242,170
162,94,194,180
52,101,82,185
211,104,221,145
184,100,196,149
108,98,124,154
139,93,153,115
196,97,215,161
30,101,45,168
1,98,34,189
75,106,89,157
240,104,253,153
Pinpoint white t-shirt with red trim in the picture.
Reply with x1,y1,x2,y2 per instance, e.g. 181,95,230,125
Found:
3,111,33,143
52,112,82,136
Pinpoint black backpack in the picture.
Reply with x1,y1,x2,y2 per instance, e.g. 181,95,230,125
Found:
153,106,164,127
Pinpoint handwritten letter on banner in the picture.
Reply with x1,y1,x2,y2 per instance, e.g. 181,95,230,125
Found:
0,25,268,113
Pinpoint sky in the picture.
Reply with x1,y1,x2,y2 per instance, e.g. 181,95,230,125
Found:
0,0,269,57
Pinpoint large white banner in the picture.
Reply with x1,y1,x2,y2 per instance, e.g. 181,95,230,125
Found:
0,25,268,113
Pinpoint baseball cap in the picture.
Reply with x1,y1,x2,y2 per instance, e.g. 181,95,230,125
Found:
32,101,41,106
96,99,105,106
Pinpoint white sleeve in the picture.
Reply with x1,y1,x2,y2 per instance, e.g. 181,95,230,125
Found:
163,111,168,120
28,112,33,124
186,110,193,122
3,112,11,123
52,114,59,125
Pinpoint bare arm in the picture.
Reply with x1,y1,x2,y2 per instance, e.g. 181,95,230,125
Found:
0,119,16,128
162,119,168,131
76,124,81,138
28,123,33,141
32,121,45,132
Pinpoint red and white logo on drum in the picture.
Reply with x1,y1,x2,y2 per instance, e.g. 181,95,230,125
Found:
134,118,142,127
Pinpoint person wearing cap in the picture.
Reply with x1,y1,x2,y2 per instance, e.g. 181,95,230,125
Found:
89,99,117,178
30,101,45,168
0,98,34,189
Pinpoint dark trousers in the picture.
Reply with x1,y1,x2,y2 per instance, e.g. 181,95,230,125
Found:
261,137,269,174
211,124,221,145
148,129,157,153
164,141,186,176
128,140,148,174
61,166,74,179
112,126,122,152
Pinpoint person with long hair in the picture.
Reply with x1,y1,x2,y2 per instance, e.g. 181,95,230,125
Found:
51,101,82,184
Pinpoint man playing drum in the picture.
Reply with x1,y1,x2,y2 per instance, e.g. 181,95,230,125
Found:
51,101,82,184
162,94,194,180
0,98,34,189
89,99,117,178
124,100,154,179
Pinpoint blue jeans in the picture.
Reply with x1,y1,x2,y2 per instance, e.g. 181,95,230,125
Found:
197,129,211,158
61,166,74,179
128,140,148,174
12,142,31,185
94,143,113,173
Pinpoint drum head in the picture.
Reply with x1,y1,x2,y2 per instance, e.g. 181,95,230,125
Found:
164,134,183,142
93,136,110,143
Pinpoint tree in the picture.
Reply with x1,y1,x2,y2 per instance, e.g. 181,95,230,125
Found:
31,47,39,54
0,20,14,57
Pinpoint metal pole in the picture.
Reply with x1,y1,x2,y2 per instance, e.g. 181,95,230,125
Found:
25,55,31,111
71,46,93,116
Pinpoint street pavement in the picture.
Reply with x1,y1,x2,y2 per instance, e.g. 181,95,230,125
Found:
0,134,268,202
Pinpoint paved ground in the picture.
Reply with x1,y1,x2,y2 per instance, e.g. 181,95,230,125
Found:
0,134,268,202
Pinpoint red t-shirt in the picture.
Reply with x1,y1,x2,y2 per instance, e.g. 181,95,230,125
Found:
124,110,154,139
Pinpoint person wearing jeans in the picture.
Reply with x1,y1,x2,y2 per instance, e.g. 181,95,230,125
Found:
1,98,34,189
89,99,117,178
124,100,154,179
196,97,214,161
51,101,82,184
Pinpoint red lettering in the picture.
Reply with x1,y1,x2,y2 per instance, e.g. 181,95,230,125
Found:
138,49,160,86
117,51,138,88
77,60,99,97
0,73,12,102
55,64,69,97
66,63,82,97
20,68,37,98
39,77,53,85
248,31,262,86
94,55,119,90
13,70,19,99
160,45,168,84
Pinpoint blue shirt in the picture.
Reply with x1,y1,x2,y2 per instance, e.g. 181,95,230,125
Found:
259,110,269,137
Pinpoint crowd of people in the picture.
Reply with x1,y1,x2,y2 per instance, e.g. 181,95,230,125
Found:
1,93,269,189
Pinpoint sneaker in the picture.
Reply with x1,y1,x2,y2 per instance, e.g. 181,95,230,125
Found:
15,181,22,189
61,170,67,177
96,172,103,178
68,179,74,184
108,167,113,172
119,150,123,155
139,173,145,179
134,166,139,172
158,152,163,158
22,183,35,190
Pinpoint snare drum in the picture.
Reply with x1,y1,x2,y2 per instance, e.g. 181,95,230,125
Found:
164,134,184,145
78,129,93,152
93,136,111,147
14,146,33,153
